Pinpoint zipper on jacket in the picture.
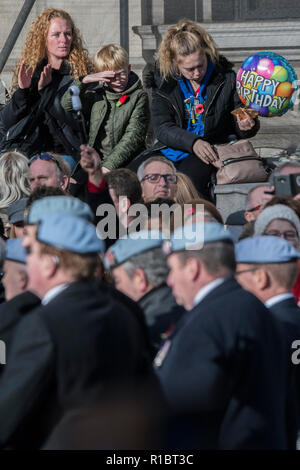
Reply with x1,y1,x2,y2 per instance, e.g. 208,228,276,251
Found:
203,80,225,135
156,91,183,128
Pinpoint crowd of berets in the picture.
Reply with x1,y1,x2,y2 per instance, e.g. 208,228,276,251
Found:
0,151,300,450
1,7,300,451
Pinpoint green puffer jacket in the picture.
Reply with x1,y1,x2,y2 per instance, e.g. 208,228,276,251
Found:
61,72,149,170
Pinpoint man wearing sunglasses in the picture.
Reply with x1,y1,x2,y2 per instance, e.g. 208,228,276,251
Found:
137,156,177,203
28,153,70,193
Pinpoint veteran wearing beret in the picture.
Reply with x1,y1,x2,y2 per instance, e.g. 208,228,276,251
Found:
236,235,300,438
105,231,183,351
0,215,157,449
155,222,297,450
235,236,300,328
0,239,40,355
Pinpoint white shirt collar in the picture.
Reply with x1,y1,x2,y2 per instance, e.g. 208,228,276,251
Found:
265,293,294,308
193,278,226,307
42,283,70,306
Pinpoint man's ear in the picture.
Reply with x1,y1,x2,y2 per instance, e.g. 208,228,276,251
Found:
185,257,201,282
254,267,269,290
119,196,130,214
134,268,148,294
60,175,69,191
18,269,29,291
42,255,58,280
244,211,255,223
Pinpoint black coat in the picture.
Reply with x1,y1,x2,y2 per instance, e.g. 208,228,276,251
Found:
0,281,157,449
269,297,300,429
148,57,260,155
0,291,40,353
269,297,300,330
155,278,296,449
0,60,82,158
138,283,184,351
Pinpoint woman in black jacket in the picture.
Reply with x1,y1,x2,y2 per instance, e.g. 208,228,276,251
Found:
129,19,260,199
0,8,94,158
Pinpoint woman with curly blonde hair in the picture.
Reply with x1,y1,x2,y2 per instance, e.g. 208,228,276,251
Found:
131,19,260,200
0,8,95,158
0,151,30,211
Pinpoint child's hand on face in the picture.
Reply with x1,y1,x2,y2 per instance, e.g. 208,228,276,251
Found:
82,71,116,85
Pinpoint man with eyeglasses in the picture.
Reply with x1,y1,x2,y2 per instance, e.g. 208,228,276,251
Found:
137,156,177,203
28,153,70,192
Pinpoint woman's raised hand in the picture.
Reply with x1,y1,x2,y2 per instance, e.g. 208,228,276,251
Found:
38,64,52,91
18,61,33,89
192,139,219,165
82,70,116,85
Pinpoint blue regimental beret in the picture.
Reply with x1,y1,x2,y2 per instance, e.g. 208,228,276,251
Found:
235,235,300,263
5,238,27,264
27,196,94,224
36,214,104,254
162,222,232,255
104,230,163,269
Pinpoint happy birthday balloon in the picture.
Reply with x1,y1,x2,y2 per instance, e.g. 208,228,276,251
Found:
236,52,298,117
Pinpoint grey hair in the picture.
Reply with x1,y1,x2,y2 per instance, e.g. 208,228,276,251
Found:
137,156,176,182
0,151,30,210
122,247,169,287
50,154,71,188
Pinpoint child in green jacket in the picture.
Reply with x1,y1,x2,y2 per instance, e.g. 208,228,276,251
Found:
61,44,149,173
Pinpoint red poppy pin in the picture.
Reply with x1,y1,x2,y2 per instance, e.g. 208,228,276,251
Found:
116,94,129,107
195,104,204,114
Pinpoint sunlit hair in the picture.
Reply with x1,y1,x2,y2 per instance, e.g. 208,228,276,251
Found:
39,242,98,281
175,172,200,204
11,7,95,91
158,18,219,80
0,151,30,210
94,44,129,71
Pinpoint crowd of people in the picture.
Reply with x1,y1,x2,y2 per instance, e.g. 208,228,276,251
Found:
0,7,299,450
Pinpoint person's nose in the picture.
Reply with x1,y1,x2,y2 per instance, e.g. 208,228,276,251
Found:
158,175,167,186
30,180,38,191
60,33,68,43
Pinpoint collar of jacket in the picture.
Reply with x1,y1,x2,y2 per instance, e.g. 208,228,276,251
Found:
34,58,71,79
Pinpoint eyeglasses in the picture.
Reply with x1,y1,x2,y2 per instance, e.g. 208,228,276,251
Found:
246,205,261,213
29,153,62,172
235,267,258,276
113,71,128,80
263,230,299,242
141,173,177,184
